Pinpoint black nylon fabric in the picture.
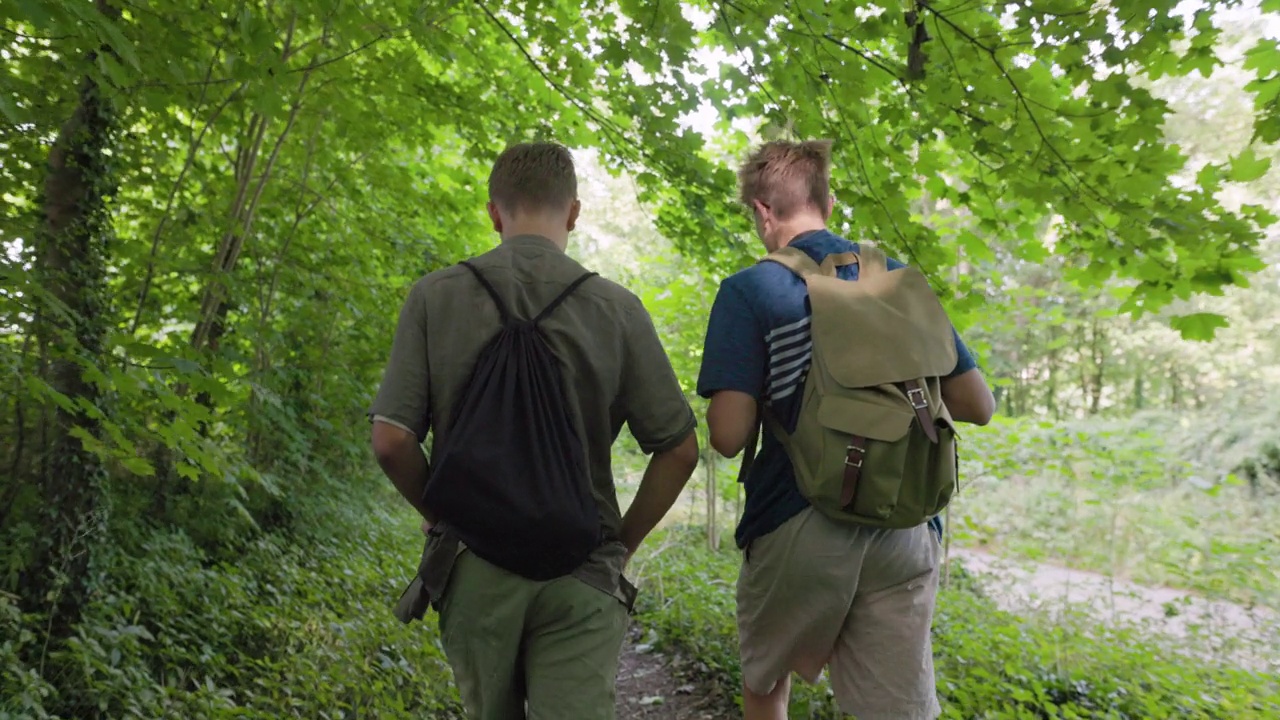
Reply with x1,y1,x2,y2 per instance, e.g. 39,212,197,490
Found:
422,261,601,581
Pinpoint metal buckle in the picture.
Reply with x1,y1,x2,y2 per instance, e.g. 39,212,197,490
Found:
907,387,928,409
845,443,865,468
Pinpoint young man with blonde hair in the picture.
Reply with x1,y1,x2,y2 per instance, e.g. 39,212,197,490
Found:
697,139,994,720
370,142,699,719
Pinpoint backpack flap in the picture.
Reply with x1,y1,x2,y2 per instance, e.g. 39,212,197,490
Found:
805,266,957,389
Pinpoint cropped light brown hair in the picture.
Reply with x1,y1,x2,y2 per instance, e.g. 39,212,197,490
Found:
737,139,834,219
488,142,578,215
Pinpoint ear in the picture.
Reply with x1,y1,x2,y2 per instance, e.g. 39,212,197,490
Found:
751,198,768,217
823,193,835,219
566,199,581,232
752,199,772,225
486,201,503,233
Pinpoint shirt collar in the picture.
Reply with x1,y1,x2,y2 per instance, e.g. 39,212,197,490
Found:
502,234,560,249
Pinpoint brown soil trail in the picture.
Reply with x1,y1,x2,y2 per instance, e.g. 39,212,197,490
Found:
613,625,735,720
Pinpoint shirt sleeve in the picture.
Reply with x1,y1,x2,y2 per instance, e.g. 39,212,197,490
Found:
617,300,697,455
948,328,979,378
696,278,767,400
368,280,432,441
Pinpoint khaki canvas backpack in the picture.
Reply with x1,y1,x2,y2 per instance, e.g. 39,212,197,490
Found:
747,243,962,529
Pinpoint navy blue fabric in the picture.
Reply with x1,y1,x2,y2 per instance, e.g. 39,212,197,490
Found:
696,231,978,549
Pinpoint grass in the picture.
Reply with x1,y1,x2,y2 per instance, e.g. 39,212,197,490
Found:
628,526,1280,719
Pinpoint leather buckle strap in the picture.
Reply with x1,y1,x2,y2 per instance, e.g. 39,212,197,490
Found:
907,386,928,409
900,379,939,444
840,436,867,509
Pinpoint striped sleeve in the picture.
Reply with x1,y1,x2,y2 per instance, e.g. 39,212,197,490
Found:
764,316,812,403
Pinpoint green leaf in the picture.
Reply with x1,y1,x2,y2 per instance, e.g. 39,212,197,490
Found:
120,457,156,477
1227,147,1271,182
96,13,142,70
1169,313,1229,341
0,95,23,125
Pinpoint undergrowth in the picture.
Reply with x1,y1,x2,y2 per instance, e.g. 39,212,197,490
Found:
0,483,461,719
953,416,1280,607
629,526,1280,719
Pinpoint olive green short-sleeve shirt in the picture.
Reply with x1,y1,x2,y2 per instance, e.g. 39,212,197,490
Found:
369,234,696,605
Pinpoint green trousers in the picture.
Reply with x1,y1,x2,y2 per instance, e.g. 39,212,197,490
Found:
437,550,629,720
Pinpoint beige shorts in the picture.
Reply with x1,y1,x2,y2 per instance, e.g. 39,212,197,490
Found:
736,507,942,720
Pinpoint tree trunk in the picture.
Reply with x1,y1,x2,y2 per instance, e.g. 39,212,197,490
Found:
24,0,120,639
1046,349,1059,420
1088,320,1105,414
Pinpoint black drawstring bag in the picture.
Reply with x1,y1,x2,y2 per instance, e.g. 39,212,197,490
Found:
422,262,601,581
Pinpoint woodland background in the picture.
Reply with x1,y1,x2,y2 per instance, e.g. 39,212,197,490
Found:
2,0,1279,717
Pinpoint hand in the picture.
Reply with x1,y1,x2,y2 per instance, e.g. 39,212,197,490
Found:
421,518,433,536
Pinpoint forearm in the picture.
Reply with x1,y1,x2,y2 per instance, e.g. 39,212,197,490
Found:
620,437,698,554
375,442,435,523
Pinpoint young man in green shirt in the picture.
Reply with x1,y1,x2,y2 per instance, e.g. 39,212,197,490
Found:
369,142,699,720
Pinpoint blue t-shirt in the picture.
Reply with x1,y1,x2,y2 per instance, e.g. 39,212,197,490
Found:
696,230,978,549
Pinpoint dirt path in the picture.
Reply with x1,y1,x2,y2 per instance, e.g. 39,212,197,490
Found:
614,625,735,720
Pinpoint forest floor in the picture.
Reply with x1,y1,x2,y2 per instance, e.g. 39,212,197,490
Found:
613,624,737,720
611,543,1279,719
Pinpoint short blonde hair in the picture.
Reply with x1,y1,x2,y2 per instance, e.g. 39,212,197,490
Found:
488,142,578,215
737,139,834,219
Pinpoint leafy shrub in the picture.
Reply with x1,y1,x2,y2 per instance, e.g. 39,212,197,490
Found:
1,485,461,719
631,527,1280,719
952,416,1280,607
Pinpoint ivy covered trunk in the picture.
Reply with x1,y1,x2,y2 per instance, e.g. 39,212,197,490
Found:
23,0,120,641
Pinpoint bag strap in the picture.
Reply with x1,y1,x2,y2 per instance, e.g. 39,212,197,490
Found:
737,418,760,484
738,404,799,483
460,262,596,326
854,242,888,279
460,261,511,325
819,252,858,275
762,246,823,278
534,271,597,324
765,247,868,279
897,378,939,443
737,404,789,484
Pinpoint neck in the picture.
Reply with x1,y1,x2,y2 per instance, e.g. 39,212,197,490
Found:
501,225,569,251
771,213,828,250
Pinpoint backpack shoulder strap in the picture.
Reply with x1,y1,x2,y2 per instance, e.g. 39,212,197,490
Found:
761,246,822,278
461,261,511,325
854,242,888,279
534,271,597,324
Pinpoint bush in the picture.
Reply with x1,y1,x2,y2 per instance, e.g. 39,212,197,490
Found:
952,416,1280,607
630,527,1280,719
1,486,461,719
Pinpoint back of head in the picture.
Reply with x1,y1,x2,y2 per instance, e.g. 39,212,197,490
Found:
737,139,834,220
488,142,578,218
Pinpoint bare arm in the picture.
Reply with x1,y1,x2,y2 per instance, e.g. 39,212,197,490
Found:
706,390,758,458
619,430,699,559
371,420,436,523
941,368,996,425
